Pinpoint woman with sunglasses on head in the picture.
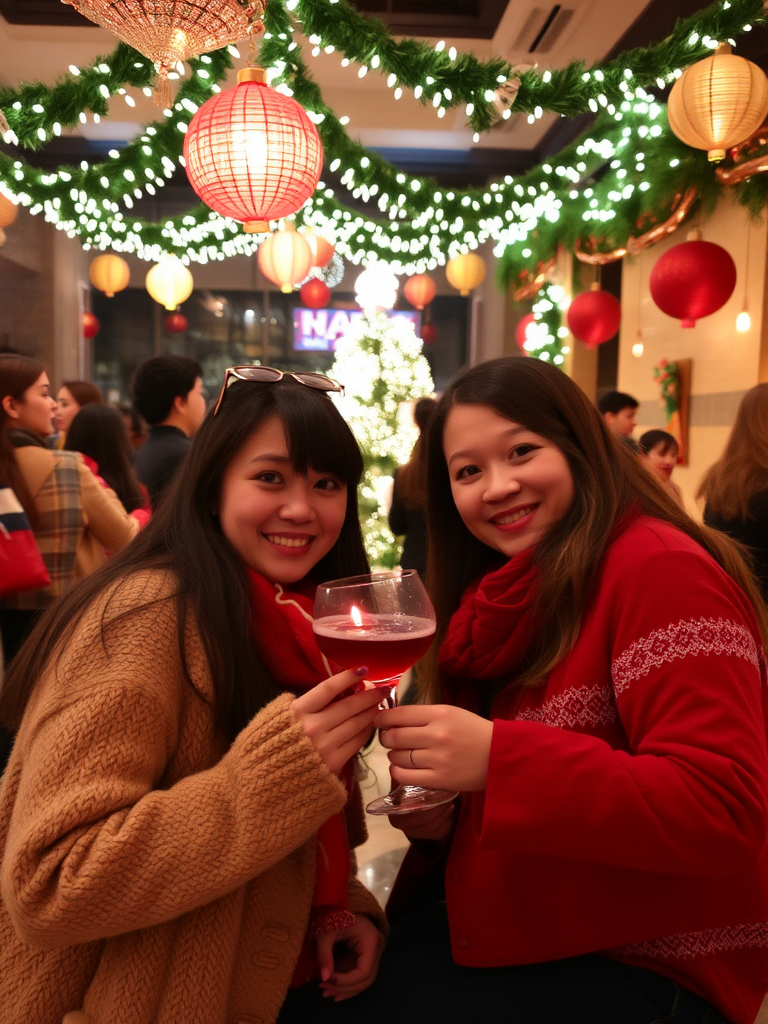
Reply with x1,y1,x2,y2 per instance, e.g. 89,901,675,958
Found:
301,357,768,1024
0,367,387,1024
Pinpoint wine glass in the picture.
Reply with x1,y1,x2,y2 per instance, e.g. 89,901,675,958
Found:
313,570,458,816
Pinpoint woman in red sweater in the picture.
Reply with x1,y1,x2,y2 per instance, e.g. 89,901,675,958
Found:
282,357,768,1024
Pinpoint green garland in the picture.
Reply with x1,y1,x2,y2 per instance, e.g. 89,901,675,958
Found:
0,0,765,275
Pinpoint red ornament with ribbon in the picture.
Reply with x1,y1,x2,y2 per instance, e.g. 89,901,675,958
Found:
649,235,737,328
566,284,621,348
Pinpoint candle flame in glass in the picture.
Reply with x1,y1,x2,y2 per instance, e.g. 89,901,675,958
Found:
351,605,363,627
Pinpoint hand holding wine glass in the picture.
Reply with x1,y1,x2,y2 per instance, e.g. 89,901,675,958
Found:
313,570,458,815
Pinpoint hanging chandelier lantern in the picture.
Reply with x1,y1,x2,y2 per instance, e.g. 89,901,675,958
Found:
0,193,18,228
82,312,100,339
146,256,194,310
667,46,768,162
258,225,314,293
446,253,486,296
184,67,324,233
299,278,331,309
61,1,266,107
89,254,130,298
300,227,335,268
650,234,737,327
404,274,437,310
567,284,622,348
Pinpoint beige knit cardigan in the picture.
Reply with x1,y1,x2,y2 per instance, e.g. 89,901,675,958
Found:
0,570,385,1024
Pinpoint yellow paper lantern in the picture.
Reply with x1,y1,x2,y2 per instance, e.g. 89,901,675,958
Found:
668,49,768,162
446,253,486,296
257,226,313,294
89,254,131,298
146,257,194,310
0,193,18,228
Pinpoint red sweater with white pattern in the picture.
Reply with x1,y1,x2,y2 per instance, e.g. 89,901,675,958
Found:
446,517,768,1024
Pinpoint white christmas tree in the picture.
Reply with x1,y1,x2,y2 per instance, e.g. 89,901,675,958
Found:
331,310,434,567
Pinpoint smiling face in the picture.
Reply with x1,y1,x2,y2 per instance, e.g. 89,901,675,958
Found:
3,372,57,438
54,386,80,434
443,403,575,559
217,414,348,585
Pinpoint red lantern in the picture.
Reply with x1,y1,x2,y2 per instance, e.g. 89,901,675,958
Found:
300,278,331,309
515,313,536,352
567,285,622,348
649,238,737,327
82,312,100,339
300,228,335,268
404,274,437,310
421,322,438,346
164,312,189,334
183,67,324,233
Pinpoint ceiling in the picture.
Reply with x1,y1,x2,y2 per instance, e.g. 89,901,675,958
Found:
1,0,766,203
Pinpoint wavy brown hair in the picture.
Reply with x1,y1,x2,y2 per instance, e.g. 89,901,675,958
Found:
697,383,768,520
1,377,368,738
421,357,768,703
0,352,46,528
395,397,437,511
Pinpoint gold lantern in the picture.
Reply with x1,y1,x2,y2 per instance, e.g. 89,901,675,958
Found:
0,193,18,228
62,0,266,106
446,253,486,296
89,254,130,298
257,226,313,294
668,47,768,162
146,256,194,310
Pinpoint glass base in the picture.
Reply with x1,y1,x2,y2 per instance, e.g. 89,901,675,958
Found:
366,785,459,817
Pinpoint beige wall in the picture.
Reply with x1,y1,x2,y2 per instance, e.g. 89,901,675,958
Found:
618,195,768,517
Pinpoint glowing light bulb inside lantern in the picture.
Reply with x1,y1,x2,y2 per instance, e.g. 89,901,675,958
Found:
632,341,644,357
232,128,269,178
355,264,398,312
736,309,751,333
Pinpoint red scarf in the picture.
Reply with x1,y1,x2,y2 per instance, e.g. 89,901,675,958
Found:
247,569,356,985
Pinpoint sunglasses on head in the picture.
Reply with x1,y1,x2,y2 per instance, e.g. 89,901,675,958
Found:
213,366,345,416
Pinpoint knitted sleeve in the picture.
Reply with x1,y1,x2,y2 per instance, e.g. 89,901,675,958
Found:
480,547,768,874
1,579,349,949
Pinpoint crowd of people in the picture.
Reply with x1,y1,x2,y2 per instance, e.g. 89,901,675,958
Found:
1,352,768,1024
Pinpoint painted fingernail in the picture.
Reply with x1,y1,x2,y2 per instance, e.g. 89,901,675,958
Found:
354,666,369,677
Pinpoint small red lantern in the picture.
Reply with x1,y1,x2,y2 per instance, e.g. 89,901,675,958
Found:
404,274,437,310
421,322,438,346
515,313,536,352
649,238,737,327
567,285,622,348
183,67,324,233
164,312,189,334
300,278,331,309
82,312,100,339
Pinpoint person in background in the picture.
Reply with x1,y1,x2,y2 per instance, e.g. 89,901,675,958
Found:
119,402,148,453
698,382,768,601
597,390,639,446
0,370,385,1023
53,379,103,448
389,396,437,579
132,355,207,509
0,354,138,769
638,428,684,507
66,404,149,516
302,357,768,1024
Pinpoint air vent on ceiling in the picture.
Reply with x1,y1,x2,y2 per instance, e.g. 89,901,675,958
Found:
512,5,576,54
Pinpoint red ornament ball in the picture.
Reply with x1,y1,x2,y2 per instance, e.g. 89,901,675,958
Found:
82,312,100,339
567,288,621,348
164,312,189,334
515,313,536,352
649,240,737,327
183,68,323,233
299,278,331,309
420,322,438,346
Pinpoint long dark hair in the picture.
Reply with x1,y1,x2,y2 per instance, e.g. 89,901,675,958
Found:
422,357,768,701
698,383,768,520
66,404,145,512
1,378,368,738
0,352,46,528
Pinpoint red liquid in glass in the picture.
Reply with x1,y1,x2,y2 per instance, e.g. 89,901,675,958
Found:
313,613,435,684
